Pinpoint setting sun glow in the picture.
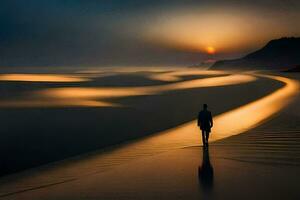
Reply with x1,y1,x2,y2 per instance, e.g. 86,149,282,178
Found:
206,46,216,54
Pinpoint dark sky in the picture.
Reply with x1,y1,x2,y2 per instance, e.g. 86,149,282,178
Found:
1,0,300,67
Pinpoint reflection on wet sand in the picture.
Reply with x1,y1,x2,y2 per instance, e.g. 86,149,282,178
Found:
76,67,176,74
210,75,300,141
0,71,296,143
198,147,214,193
149,70,226,81
93,74,299,153
0,99,115,108
159,74,254,90
0,74,89,82
140,74,299,149
40,74,255,98
0,73,256,107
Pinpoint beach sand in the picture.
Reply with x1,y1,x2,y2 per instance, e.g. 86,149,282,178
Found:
0,71,299,199
0,70,279,175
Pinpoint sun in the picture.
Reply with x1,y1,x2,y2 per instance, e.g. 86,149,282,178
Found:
206,46,216,54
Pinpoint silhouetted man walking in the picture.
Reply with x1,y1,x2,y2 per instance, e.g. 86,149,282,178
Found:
198,104,213,147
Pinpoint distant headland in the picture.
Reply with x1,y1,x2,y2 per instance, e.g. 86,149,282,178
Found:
211,37,300,71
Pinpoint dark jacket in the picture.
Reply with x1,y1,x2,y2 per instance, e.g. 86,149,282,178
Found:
198,110,213,132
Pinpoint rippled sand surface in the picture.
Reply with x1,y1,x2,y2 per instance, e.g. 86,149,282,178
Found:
214,93,300,166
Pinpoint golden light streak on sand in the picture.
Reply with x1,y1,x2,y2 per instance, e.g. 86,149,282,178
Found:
0,72,256,108
81,74,299,161
2,73,294,148
0,100,117,108
76,67,175,74
149,70,226,81
32,74,255,107
159,74,254,90
0,74,89,82
210,75,300,140
144,74,300,148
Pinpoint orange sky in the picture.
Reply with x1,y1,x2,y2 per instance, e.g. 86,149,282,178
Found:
2,0,300,66
123,6,300,56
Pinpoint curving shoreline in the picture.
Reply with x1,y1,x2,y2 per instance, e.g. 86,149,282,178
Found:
0,71,298,199
0,69,274,176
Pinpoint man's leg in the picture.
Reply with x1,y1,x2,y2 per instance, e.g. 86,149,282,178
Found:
205,131,210,146
201,130,206,146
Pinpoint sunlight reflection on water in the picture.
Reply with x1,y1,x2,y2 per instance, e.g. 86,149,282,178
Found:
149,70,226,81
0,71,256,107
0,74,89,82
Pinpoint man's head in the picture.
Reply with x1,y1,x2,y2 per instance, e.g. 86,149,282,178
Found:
203,104,208,110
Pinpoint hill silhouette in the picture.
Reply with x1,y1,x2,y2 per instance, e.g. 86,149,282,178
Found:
211,37,300,70
284,65,300,72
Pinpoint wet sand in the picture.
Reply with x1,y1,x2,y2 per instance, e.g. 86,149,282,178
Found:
0,69,280,175
2,113,300,200
0,72,299,199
